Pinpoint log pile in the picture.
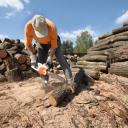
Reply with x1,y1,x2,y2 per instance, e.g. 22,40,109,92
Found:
0,38,31,82
87,22,128,77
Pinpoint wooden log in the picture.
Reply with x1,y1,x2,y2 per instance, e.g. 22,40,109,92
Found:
123,22,128,27
72,68,100,80
109,61,128,77
5,68,22,82
0,63,6,74
110,46,128,62
4,57,16,71
0,58,3,64
112,26,128,34
89,41,128,51
0,49,7,59
78,55,108,62
20,64,27,71
76,61,107,72
87,50,109,56
93,31,128,48
0,74,7,82
48,68,94,106
98,33,112,40
14,54,27,64
48,85,68,106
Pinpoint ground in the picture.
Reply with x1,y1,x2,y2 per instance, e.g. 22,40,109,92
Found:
0,73,128,128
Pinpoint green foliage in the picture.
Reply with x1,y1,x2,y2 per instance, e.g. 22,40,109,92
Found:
61,40,73,54
74,31,93,53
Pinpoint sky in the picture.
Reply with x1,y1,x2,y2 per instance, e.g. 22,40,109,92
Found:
0,0,128,43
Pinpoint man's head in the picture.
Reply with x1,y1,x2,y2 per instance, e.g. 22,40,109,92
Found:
31,15,48,38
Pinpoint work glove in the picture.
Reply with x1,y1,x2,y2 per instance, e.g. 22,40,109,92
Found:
30,54,37,67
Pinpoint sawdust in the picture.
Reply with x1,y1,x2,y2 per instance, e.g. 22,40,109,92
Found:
0,74,128,128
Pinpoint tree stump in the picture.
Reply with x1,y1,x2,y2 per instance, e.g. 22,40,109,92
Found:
5,68,22,82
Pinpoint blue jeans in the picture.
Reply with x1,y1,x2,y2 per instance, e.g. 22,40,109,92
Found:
36,36,72,81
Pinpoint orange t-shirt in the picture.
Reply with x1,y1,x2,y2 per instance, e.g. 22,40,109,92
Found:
24,18,58,49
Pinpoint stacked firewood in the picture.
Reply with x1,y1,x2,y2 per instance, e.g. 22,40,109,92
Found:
0,38,31,82
76,22,128,77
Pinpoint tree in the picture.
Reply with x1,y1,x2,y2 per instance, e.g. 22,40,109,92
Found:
74,31,93,53
61,40,73,54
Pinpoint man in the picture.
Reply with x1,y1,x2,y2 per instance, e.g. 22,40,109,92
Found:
24,15,74,92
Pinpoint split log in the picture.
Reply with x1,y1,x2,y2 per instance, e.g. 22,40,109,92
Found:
78,55,108,62
0,49,7,59
0,74,7,82
14,54,27,64
112,26,128,34
109,61,128,77
5,68,22,82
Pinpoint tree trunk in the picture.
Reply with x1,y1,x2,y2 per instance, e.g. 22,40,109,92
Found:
5,68,22,82
109,61,128,77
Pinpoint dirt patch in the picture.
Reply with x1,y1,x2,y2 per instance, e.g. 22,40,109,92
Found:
0,74,128,128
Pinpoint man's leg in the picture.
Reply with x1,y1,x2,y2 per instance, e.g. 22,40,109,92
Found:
55,36,73,83
36,43,50,88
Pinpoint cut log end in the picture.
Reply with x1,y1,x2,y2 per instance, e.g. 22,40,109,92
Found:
48,95,58,107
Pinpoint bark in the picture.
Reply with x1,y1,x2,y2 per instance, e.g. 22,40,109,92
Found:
5,68,22,82
78,55,108,62
110,46,128,63
87,50,109,56
109,61,128,77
